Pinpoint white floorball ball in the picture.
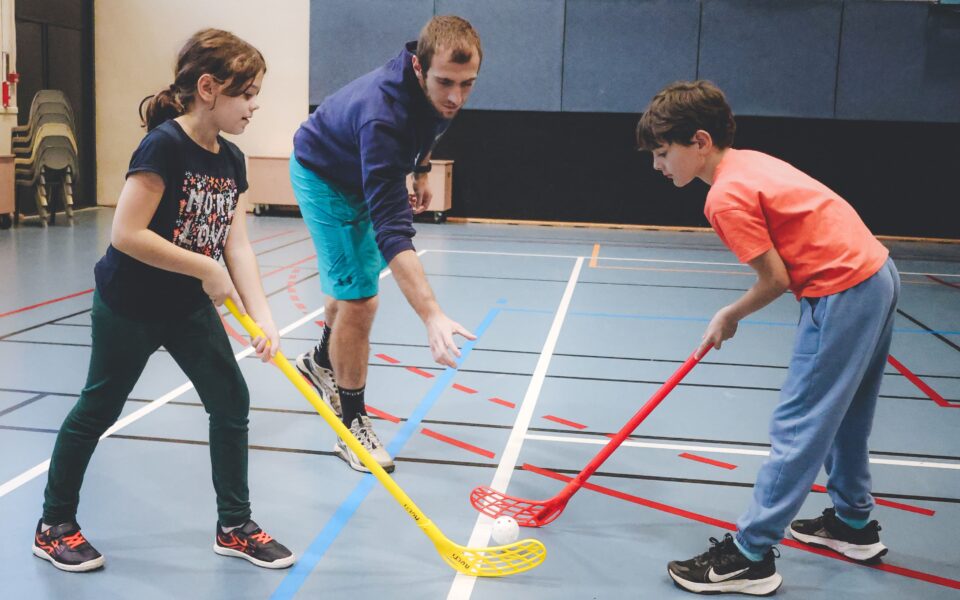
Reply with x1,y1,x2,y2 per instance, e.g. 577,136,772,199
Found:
491,516,520,545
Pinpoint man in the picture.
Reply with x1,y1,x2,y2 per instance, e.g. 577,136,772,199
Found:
289,16,482,473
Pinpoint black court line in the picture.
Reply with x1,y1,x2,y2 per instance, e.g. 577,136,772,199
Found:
0,394,47,418
896,309,960,354
424,271,753,292
0,269,320,346
1,423,954,506
5,390,958,463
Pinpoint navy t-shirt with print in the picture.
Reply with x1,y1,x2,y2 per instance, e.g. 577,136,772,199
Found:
94,119,248,321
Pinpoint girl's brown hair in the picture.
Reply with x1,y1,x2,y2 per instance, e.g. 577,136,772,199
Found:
636,80,736,151
139,28,266,131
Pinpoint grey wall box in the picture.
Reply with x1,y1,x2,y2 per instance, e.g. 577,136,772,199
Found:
309,0,434,105
837,1,960,123
562,0,701,113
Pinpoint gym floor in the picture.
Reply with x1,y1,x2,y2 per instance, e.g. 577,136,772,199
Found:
1,208,958,599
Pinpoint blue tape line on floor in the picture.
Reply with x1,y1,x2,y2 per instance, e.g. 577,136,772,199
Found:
271,306,501,599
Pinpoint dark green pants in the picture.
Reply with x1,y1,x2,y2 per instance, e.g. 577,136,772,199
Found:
42,291,251,526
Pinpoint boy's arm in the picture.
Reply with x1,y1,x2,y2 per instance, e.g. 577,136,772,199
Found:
697,247,790,357
223,199,278,361
112,172,242,311
389,249,476,368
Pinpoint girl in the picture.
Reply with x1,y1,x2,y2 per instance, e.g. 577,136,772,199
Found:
32,29,294,572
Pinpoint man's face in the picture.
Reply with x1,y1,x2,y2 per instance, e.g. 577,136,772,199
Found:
415,48,480,119
651,140,703,188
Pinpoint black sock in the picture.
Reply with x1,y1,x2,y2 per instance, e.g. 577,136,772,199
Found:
338,386,366,426
313,324,333,369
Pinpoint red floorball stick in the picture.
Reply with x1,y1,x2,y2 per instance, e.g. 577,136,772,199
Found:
470,347,710,527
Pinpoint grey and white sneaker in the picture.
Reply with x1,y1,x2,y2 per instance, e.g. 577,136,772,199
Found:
335,415,395,473
295,349,342,419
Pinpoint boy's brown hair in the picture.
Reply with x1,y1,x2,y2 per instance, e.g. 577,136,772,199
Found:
636,80,736,150
416,15,482,74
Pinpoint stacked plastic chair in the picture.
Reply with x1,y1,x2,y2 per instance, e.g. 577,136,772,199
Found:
12,90,79,225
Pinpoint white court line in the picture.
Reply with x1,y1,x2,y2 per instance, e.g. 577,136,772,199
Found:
525,434,960,471
0,252,425,500
426,249,960,278
446,257,584,600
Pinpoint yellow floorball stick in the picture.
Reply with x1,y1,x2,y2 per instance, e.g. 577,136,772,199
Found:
225,300,546,577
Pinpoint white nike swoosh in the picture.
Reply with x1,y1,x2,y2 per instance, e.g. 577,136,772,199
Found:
707,566,751,583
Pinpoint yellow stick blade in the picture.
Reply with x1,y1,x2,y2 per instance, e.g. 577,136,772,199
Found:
436,538,547,577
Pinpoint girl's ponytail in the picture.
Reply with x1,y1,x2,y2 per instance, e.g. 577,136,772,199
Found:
139,84,186,131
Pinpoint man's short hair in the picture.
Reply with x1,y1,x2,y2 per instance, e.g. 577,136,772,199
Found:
636,80,736,150
416,15,482,74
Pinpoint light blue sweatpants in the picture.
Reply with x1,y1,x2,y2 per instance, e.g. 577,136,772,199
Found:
736,258,900,556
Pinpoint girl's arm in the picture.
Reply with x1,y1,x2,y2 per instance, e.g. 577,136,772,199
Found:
223,197,278,360
112,172,244,312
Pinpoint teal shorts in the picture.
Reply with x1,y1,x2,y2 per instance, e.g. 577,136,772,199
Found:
289,154,386,300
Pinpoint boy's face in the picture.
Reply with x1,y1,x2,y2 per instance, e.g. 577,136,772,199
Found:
651,140,704,188
414,48,480,119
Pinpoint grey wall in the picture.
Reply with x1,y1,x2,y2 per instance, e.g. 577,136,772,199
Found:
309,0,960,122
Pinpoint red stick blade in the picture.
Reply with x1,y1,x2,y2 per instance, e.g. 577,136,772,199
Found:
469,486,553,527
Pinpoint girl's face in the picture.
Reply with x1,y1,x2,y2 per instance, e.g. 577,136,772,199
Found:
211,71,263,135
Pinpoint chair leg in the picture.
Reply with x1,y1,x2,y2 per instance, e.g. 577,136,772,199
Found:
36,172,50,226
63,168,75,219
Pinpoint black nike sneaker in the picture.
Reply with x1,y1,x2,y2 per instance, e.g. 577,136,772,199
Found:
789,508,887,563
32,519,105,572
213,520,295,569
668,533,782,596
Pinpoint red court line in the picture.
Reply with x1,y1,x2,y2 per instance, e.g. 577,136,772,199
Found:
375,353,401,364
406,366,435,378
679,452,737,470
421,428,494,458
887,355,959,408
542,415,588,430
219,314,249,347
488,397,516,409
811,484,935,516
366,405,401,424
926,274,960,290
261,254,317,279
524,464,960,591
249,229,295,244
0,288,94,319
452,383,478,394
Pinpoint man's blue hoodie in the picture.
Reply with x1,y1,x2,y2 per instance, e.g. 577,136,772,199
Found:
293,41,450,263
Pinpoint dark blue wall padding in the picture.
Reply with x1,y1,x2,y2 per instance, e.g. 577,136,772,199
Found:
309,0,434,106
698,0,843,118
435,0,565,111
562,0,701,113
837,1,960,122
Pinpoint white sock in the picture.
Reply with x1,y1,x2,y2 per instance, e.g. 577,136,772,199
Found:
220,524,243,533
41,522,52,533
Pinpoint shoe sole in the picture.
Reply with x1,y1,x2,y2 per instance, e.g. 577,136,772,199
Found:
213,544,296,569
32,544,105,572
668,568,783,596
334,442,395,474
294,356,342,418
788,527,888,563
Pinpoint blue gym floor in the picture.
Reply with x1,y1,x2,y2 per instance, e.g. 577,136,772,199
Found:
1,208,958,599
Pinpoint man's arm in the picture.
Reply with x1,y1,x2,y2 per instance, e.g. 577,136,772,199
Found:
697,247,790,357
389,249,476,368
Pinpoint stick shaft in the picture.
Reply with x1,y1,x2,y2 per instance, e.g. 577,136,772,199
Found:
557,349,707,501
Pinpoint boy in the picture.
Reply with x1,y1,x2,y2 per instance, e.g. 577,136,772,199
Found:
636,80,899,595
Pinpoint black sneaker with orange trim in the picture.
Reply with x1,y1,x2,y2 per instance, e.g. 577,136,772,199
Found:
213,520,295,569
32,519,105,572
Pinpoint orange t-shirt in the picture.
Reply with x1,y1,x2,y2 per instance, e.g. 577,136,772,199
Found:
705,149,888,299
